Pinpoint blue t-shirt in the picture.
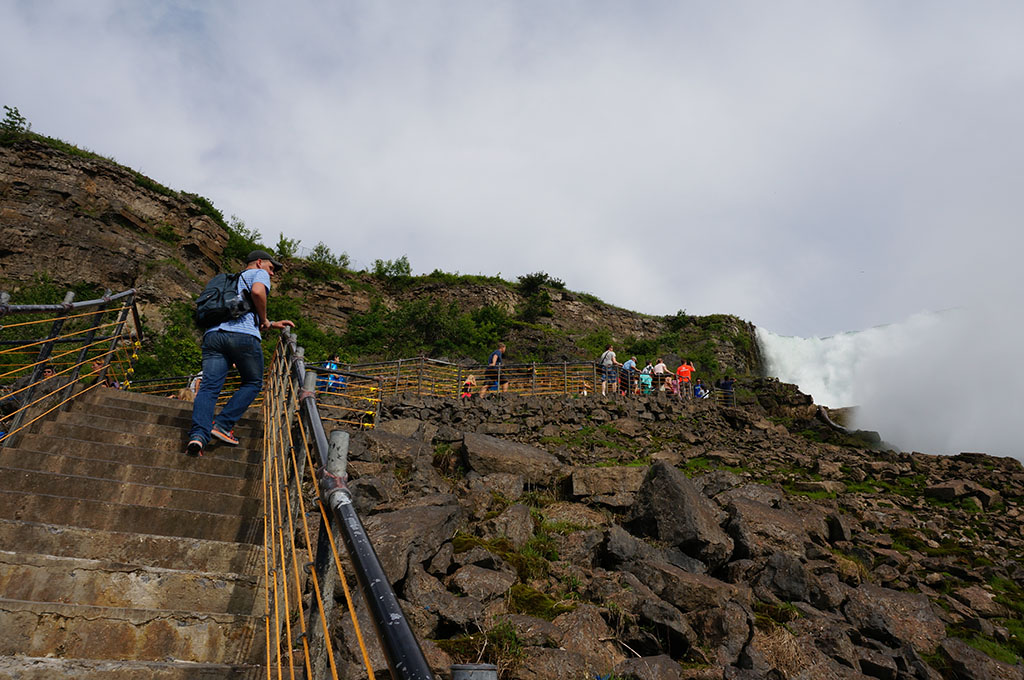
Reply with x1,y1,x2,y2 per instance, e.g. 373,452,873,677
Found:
622,359,637,372
206,268,271,339
489,349,503,366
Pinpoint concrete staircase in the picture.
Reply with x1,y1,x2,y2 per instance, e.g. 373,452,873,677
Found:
0,388,272,678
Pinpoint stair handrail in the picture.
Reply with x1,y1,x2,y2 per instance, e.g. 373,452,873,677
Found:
0,288,143,447
272,329,434,680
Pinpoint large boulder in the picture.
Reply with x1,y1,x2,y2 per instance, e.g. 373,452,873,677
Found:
726,497,823,559
480,503,534,549
462,433,563,484
509,647,598,680
632,462,734,569
447,564,516,601
613,655,684,680
842,584,945,654
362,503,462,583
571,465,649,506
552,605,626,671
939,637,1024,680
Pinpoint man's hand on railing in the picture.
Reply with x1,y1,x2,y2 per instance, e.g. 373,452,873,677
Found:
260,319,296,332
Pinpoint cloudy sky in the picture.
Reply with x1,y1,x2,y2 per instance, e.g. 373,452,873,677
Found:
3,0,1022,339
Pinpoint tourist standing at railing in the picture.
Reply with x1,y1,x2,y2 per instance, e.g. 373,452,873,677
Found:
676,359,695,398
621,356,638,395
480,343,509,397
653,357,669,392
598,345,620,396
718,375,736,406
187,251,294,456
694,378,709,399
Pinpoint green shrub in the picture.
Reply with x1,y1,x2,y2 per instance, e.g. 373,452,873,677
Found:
274,233,301,260
0,105,30,143
221,216,265,264
303,242,349,281
372,255,412,279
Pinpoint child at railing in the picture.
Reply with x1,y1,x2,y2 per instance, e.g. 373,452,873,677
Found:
461,374,477,399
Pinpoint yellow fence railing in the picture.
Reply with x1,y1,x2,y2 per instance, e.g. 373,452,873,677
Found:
0,289,142,446
260,330,430,679
338,357,598,399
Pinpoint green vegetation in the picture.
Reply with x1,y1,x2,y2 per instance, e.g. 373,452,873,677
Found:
274,233,301,260
0,105,30,142
133,301,202,379
221,215,266,264
342,299,510,362
434,620,525,668
515,272,562,323
299,242,348,281
508,584,575,620
372,255,412,279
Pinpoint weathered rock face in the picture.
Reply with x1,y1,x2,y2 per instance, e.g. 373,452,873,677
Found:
341,389,1024,680
0,141,224,313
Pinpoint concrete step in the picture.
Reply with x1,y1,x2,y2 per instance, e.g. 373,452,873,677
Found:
37,421,263,460
0,489,262,544
0,467,261,517
0,598,264,664
0,520,262,574
16,432,260,477
0,551,262,615
0,448,260,498
63,402,262,439
0,656,282,679
54,411,264,448
79,389,262,423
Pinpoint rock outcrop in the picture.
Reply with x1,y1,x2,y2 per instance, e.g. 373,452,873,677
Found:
335,386,1024,679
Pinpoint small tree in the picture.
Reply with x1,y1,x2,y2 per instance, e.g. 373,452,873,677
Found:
222,215,265,263
275,232,301,259
372,255,412,278
306,242,349,281
1,105,31,143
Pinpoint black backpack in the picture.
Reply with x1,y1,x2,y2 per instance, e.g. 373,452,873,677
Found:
195,272,253,328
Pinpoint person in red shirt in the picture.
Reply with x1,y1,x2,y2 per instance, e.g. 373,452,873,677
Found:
675,360,695,398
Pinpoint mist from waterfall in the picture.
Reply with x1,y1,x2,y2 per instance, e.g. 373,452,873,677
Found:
756,308,1022,460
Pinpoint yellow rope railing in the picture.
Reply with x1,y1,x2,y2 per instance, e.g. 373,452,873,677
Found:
1,293,141,444
260,339,378,679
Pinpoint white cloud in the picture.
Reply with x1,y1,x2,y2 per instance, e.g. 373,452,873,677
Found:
3,0,1023,341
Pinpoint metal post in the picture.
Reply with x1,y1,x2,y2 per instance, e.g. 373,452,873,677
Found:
2,291,75,448
57,289,112,409
531,362,536,395
563,362,568,396
395,359,402,396
102,295,135,385
308,429,350,680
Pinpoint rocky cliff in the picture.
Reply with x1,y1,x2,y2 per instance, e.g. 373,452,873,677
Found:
335,383,1024,679
0,138,761,372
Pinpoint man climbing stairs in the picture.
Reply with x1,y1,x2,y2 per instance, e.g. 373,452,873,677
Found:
0,388,273,678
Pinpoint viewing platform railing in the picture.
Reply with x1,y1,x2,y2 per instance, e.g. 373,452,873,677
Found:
326,356,733,403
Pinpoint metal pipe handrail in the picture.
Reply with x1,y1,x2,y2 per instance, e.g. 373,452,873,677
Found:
277,330,433,680
0,288,136,318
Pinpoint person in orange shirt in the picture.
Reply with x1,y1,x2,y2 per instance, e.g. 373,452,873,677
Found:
675,360,695,398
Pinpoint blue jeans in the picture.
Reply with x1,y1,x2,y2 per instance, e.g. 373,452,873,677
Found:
189,330,264,445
